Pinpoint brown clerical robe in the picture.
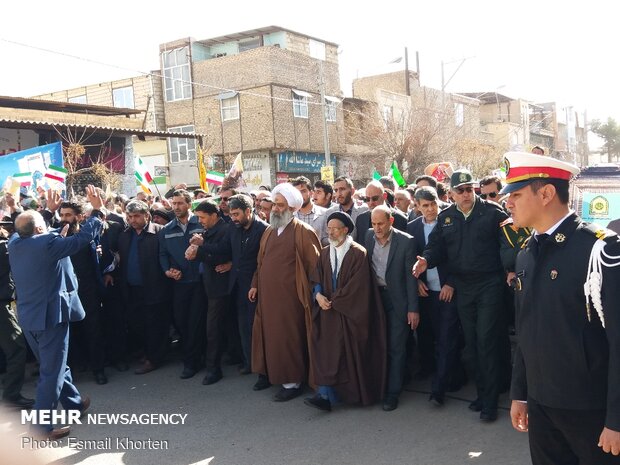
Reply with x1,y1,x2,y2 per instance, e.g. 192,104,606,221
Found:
251,218,321,385
309,241,387,405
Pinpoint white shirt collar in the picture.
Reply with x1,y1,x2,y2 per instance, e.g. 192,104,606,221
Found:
536,210,574,237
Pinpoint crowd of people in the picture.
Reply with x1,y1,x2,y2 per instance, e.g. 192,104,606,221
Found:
2,151,619,463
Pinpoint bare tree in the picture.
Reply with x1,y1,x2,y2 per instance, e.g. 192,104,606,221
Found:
55,126,123,196
345,90,483,183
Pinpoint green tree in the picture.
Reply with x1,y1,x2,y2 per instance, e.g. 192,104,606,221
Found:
590,118,620,163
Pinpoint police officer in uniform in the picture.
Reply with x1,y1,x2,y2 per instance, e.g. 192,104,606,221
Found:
413,169,509,422
504,152,620,464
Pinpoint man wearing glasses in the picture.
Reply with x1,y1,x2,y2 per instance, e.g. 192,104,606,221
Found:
413,169,509,422
479,176,502,203
217,188,237,224
354,181,408,240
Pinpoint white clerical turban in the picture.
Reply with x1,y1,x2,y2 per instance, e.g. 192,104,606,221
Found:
272,183,303,211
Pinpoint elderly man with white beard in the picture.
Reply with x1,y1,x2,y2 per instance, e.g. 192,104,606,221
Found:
304,212,386,412
249,183,321,401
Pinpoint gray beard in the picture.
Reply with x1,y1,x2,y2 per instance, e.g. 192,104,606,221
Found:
270,209,294,229
328,238,343,248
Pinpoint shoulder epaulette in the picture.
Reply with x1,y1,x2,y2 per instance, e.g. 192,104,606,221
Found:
582,222,618,243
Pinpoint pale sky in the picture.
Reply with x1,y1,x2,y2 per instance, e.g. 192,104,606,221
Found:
1,0,617,134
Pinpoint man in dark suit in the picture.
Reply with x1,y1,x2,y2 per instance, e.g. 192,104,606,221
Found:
365,205,419,411
186,200,232,386
504,152,620,463
407,186,461,405
111,200,171,375
190,194,269,384
355,181,408,237
8,185,103,439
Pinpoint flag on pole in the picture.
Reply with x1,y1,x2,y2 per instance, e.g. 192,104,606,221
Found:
134,155,153,195
13,172,33,187
197,147,209,191
44,164,68,183
224,152,245,188
206,170,225,186
372,170,381,180
390,161,406,187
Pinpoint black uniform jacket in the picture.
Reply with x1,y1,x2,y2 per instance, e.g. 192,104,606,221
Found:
510,213,620,431
423,197,508,276
196,218,232,298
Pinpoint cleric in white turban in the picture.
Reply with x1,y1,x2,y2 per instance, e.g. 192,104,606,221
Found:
272,183,303,212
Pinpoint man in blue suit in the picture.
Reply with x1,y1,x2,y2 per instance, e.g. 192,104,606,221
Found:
8,186,103,439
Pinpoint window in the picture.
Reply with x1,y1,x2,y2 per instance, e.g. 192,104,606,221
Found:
162,47,192,102
454,103,464,127
168,125,196,163
325,97,338,122
68,95,87,104
292,90,311,118
113,86,135,108
219,94,239,121
309,39,326,60
238,37,261,53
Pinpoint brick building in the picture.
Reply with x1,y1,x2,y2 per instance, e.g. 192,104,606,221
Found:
159,26,346,188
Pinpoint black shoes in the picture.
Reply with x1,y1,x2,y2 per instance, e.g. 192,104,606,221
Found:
4,394,35,409
382,396,399,411
429,393,444,407
114,361,130,372
202,370,223,385
304,395,331,412
253,375,271,391
273,386,303,402
468,398,483,412
480,408,498,422
180,366,197,379
94,371,108,385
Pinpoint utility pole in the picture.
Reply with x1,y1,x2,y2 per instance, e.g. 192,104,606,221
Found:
319,60,331,166
404,47,410,96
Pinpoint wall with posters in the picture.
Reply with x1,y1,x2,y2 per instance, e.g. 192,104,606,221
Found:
242,152,272,190
0,128,39,156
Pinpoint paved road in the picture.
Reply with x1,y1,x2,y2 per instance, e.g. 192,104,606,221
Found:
3,356,531,465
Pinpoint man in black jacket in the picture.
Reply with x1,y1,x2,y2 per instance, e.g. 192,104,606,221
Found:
111,200,171,375
189,195,269,384
413,169,509,422
504,152,620,463
0,220,34,408
186,200,232,386
355,181,408,239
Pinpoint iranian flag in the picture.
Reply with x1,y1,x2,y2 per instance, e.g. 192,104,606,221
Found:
206,170,225,186
13,172,33,187
134,155,153,194
44,164,68,183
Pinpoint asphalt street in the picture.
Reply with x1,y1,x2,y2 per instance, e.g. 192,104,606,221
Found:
2,354,531,465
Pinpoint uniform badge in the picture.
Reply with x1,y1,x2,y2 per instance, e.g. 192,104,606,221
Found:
515,278,522,291
550,269,558,280
554,233,565,243
445,217,451,224
459,173,468,183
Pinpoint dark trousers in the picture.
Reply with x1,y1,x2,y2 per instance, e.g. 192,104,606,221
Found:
234,283,257,371
416,294,437,375
102,284,127,364
70,283,105,372
528,397,620,465
25,323,83,433
381,289,409,398
172,281,206,369
455,274,505,409
127,286,170,366
0,300,27,400
421,291,460,395
205,295,229,372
